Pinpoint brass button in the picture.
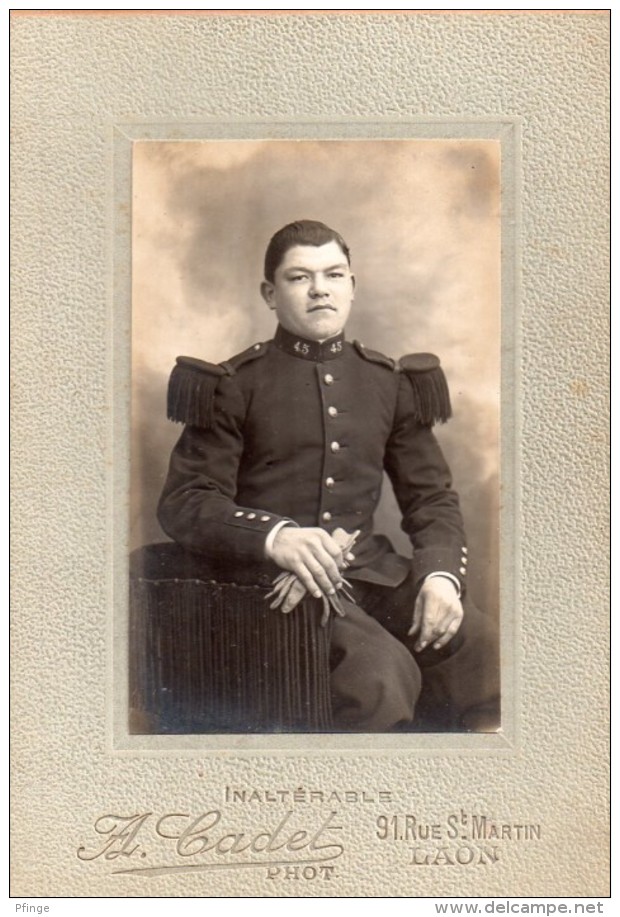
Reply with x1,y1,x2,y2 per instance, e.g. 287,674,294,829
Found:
325,476,335,489
330,441,340,453
459,567,467,576
327,406,338,418
247,513,256,520
324,373,334,385
462,546,468,554
461,556,468,565
260,515,270,523
322,511,332,523
253,343,261,350
234,511,244,518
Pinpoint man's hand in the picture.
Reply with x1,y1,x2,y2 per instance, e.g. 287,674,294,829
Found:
408,576,464,652
266,526,352,599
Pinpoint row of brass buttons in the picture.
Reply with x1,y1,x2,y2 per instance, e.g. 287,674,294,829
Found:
323,371,339,522
233,510,271,522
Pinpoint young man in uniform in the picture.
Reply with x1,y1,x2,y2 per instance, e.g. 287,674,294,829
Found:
158,220,499,732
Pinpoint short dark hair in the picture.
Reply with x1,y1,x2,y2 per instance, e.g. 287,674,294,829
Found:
264,220,351,282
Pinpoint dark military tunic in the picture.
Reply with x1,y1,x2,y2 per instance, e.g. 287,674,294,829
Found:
158,324,499,731
159,324,467,593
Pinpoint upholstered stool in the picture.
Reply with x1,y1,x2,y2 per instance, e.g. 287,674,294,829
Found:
129,543,333,734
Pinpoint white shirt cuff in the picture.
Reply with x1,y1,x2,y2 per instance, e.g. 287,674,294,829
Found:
264,520,295,559
424,571,462,599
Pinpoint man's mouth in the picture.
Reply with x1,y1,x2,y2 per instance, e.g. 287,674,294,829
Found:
308,304,336,312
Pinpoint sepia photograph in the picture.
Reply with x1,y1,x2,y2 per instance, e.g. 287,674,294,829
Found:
128,138,501,736
11,9,609,899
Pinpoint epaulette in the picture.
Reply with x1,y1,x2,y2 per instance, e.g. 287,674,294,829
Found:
398,353,452,426
220,340,269,374
353,340,396,371
167,355,228,428
167,342,269,428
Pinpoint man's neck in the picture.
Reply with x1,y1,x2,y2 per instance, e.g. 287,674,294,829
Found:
274,324,346,362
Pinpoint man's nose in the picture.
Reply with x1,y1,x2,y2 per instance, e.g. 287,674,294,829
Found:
309,274,328,297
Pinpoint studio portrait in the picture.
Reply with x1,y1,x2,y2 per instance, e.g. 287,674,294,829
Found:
128,139,501,736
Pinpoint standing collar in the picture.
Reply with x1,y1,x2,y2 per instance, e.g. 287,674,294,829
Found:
274,324,346,362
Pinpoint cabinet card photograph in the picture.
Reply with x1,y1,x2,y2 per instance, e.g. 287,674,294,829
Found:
128,138,502,738
12,10,608,899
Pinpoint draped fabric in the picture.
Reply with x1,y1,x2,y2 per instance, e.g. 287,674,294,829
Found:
129,544,333,734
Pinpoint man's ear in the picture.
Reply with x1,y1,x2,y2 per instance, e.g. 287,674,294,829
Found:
350,273,356,298
260,281,276,308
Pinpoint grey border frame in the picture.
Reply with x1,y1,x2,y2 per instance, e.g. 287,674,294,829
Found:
111,118,520,755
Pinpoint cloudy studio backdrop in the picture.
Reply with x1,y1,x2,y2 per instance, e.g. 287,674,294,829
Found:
131,138,500,622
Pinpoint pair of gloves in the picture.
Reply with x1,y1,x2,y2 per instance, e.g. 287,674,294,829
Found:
265,528,359,627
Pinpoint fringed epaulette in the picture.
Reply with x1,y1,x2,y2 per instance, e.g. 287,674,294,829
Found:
167,356,228,428
353,340,396,371
399,353,452,425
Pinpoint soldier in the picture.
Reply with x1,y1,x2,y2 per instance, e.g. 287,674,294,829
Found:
158,220,499,732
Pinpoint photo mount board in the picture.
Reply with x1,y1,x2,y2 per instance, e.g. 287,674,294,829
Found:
10,11,609,898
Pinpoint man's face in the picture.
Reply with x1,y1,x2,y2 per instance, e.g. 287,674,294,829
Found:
261,241,355,342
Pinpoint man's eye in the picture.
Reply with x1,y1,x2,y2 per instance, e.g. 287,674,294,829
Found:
328,272,345,279
289,275,307,282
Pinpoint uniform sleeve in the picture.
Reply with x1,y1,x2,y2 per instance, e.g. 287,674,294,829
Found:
384,374,468,594
157,373,290,564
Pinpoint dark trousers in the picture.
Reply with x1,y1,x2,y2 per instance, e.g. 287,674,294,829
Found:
330,576,500,732
131,545,500,734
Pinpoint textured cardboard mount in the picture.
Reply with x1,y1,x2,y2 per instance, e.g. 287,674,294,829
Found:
11,11,609,898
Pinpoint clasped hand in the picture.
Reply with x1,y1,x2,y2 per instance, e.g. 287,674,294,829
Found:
267,526,355,597
265,526,358,624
